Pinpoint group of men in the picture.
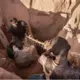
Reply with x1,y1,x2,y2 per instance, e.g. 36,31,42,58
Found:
7,17,79,79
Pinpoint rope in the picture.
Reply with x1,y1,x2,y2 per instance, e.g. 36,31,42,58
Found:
26,35,52,50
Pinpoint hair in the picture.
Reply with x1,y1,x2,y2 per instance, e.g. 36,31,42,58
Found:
49,37,71,56
10,18,18,23
9,39,23,49
9,20,28,41
15,41,24,50
9,41,15,49
16,20,27,40
44,37,71,61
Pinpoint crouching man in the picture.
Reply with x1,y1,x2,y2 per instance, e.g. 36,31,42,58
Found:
38,37,80,79
28,37,71,79
7,18,39,68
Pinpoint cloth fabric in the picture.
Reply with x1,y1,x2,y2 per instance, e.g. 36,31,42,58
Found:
12,45,38,67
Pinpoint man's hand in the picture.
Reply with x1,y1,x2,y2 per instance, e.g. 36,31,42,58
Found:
28,35,32,37
44,41,52,50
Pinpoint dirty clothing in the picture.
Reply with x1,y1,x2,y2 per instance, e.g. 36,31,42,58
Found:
12,45,38,68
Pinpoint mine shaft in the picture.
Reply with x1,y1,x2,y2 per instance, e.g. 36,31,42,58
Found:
0,0,80,79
